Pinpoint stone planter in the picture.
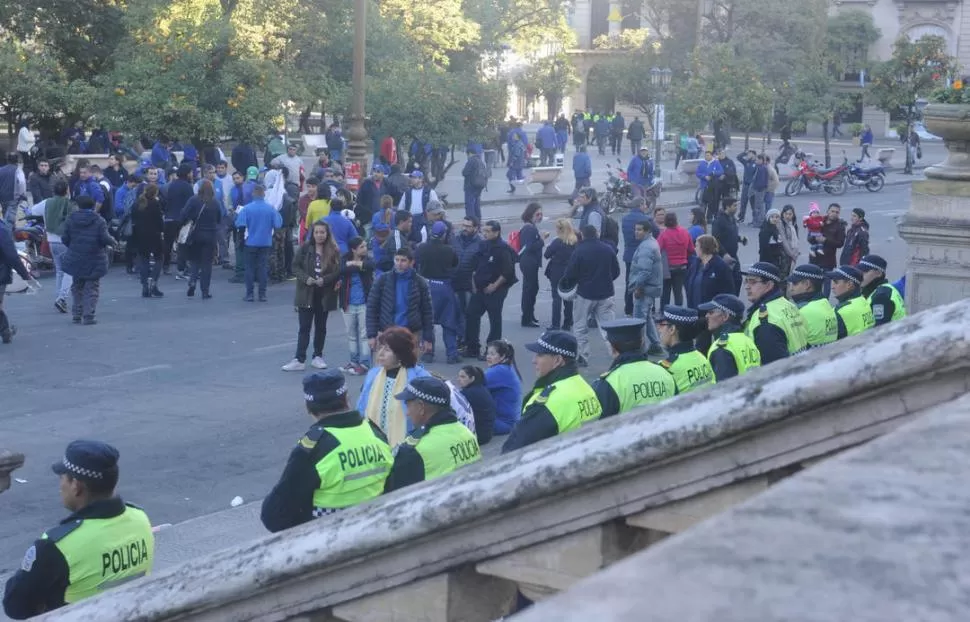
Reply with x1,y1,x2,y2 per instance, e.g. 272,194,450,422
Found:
0,450,25,494
922,103,970,180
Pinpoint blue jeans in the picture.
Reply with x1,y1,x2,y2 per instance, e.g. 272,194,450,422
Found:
3,200,18,228
464,188,482,222
632,295,661,348
244,246,270,297
49,241,73,302
429,280,458,359
455,289,471,344
342,303,371,365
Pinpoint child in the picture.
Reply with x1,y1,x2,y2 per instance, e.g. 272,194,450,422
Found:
802,202,825,257
338,237,374,375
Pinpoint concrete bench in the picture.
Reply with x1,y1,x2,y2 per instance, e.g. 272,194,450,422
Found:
528,166,564,194
877,147,895,167
302,134,328,154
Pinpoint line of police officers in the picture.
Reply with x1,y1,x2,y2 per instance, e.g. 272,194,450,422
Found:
3,254,904,618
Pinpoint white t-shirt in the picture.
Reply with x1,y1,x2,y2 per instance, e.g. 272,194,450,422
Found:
397,186,439,215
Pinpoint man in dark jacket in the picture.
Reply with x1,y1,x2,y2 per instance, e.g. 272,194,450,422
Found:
736,150,757,223
562,225,621,367
0,220,32,342
461,150,487,222
27,160,54,202
163,165,196,277
627,117,645,154
811,203,847,276
378,210,413,272
356,167,390,234
231,141,258,175
366,247,433,352
610,112,625,156
452,217,481,349
416,221,460,364
61,196,117,324
711,198,745,294
463,220,516,359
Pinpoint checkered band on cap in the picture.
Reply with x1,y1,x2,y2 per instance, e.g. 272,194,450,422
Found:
707,300,737,317
312,507,341,518
404,383,450,405
830,268,861,285
537,337,576,358
744,266,781,282
305,384,348,402
62,458,103,480
857,259,883,272
790,269,825,281
663,309,698,324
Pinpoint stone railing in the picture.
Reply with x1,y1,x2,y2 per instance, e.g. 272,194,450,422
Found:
517,391,970,621
44,300,970,622
0,450,24,495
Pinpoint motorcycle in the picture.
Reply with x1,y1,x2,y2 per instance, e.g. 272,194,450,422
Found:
845,161,886,193
8,249,35,292
602,163,635,214
14,214,53,273
784,153,848,196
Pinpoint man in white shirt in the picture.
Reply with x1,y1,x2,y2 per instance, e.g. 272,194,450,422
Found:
17,122,36,173
271,144,304,191
397,171,438,243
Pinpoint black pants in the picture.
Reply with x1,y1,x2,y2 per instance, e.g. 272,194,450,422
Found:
549,277,573,330
520,260,540,322
189,240,215,294
465,287,508,351
296,293,328,362
139,242,163,285
662,265,687,306
624,260,633,316
283,229,295,276
162,221,181,269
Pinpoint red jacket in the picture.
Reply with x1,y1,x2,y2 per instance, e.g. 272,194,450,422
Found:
657,226,694,267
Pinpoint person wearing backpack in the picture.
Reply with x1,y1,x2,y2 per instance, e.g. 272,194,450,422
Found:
461,149,487,222
572,187,620,251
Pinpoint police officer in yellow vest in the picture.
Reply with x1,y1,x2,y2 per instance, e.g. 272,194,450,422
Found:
3,441,154,619
656,306,714,394
502,330,601,453
698,294,761,382
741,262,809,363
384,377,481,492
594,318,677,418
825,265,875,339
261,370,392,533
787,264,838,348
858,254,907,326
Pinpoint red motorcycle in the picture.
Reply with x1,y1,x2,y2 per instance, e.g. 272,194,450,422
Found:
784,153,848,196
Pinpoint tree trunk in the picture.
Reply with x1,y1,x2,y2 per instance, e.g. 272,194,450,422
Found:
299,105,312,135
904,104,914,175
822,120,831,168
744,132,750,151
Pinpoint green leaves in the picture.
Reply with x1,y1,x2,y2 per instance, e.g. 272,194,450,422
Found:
868,35,954,114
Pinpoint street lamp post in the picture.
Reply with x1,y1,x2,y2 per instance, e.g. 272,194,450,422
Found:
650,67,673,173
345,0,368,168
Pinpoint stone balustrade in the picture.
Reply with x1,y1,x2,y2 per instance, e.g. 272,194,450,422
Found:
0,450,25,495
42,300,970,622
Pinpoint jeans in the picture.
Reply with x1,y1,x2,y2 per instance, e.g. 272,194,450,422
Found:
632,295,661,348
428,280,458,359
3,199,19,228
572,296,615,361
342,303,370,365
465,286,508,351
139,242,163,285
549,277,573,330
188,240,215,293
464,189,482,222
539,148,556,166
860,144,871,161
763,189,774,212
623,261,633,316
738,184,750,221
0,284,8,337
519,259,540,323
71,278,100,320
455,289,471,345
216,221,230,264
596,136,607,155
662,265,687,306
750,190,766,228
296,293,328,362
244,246,270,297
49,241,73,302
162,220,181,270
630,139,642,155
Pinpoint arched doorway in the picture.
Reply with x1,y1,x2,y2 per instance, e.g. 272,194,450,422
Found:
586,66,616,114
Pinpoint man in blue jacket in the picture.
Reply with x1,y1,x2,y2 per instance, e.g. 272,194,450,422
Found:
594,115,610,155
451,216,482,348
621,198,657,316
561,225,621,367
236,184,283,302
695,151,723,221
150,137,174,169
572,145,592,200
626,147,654,199
536,121,557,166
0,220,32,343
736,150,757,224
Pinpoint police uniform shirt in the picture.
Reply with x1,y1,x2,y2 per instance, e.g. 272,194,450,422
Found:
260,410,389,534
709,323,745,382
383,409,479,493
3,498,149,620
742,289,790,364
660,341,713,393
502,363,596,454
594,351,677,418
863,277,897,327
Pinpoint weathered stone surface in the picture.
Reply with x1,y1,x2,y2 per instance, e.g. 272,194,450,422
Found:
0,450,25,495
41,301,970,621
515,392,970,622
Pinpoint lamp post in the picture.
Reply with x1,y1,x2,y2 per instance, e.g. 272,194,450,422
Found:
650,67,673,172
345,0,368,168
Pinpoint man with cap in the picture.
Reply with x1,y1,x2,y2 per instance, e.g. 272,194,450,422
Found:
502,330,601,453
859,254,906,326
383,377,481,492
235,183,283,302
787,264,838,348
626,146,655,200
416,221,460,364
741,261,809,363
698,294,761,382
398,170,439,239
656,306,714,394
594,318,677,418
261,370,392,533
826,264,875,339
414,200,451,245
3,441,154,619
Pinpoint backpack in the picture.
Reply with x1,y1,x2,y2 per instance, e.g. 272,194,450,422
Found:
507,229,522,253
470,158,488,190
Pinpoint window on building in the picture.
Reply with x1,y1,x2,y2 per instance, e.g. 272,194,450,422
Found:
621,0,642,31
839,43,867,83
591,0,610,42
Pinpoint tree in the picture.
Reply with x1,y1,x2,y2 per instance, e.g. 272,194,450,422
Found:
868,35,955,173
514,53,579,120
591,29,662,116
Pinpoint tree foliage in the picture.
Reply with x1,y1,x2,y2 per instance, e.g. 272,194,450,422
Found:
591,29,662,115
514,53,579,120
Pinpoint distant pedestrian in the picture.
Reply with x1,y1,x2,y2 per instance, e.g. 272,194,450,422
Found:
562,225,620,367
235,184,283,302
545,218,577,331
17,121,35,173
506,134,525,193
657,212,693,306
456,365,496,446
859,124,873,162
517,202,547,328
61,196,117,324
484,340,523,436
366,247,434,353
337,237,374,374
415,221,460,364
464,220,517,359
840,207,870,267
461,149,487,222
180,180,223,299
571,144,592,201
132,183,165,299
627,117,645,154
0,219,31,343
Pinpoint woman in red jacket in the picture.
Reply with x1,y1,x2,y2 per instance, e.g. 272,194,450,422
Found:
657,211,694,306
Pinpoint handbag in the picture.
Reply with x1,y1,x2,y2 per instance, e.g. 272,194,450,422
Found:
177,201,207,246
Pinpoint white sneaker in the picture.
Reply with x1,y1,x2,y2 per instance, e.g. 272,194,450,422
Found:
310,356,328,369
281,359,306,372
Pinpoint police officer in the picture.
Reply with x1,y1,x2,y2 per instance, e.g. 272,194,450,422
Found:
3,441,154,619
416,221,460,364
261,370,392,533
826,265,875,338
384,377,481,492
741,261,809,363
786,264,838,348
594,318,677,418
656,306,714,394
502,330,601,453
858,254,907,326
697,294,761,382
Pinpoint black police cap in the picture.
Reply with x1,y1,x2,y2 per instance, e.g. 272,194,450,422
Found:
741,261,782,283
52,440,120,482
658,305,700,326
395,376,451,406
787,264,826,283
525,330,578,358
600,318,646,343
697,294,745,318
825,265,863,286
303,370,348,409
858,255,888,273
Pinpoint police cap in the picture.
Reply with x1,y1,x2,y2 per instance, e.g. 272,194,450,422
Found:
825,265,863,286
697,294,745,318
658,305,700,327
303,370,348,410
858,255,888,273
600,318,645,343
741,261,782,283
52,440,120,482
395,376,451,406
525,330,578,359
787,264,826,283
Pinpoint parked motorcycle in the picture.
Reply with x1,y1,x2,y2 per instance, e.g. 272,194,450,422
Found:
14,215,53,273
602,160,662,213
845,161,886,193
784,153,848,196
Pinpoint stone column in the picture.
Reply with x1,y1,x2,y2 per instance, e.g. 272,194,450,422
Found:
897,103,970,312
0,450,25,494
345,0,369,168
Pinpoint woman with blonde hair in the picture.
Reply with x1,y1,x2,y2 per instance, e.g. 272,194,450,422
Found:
543,218,578,331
